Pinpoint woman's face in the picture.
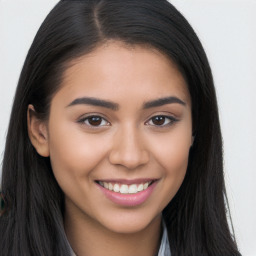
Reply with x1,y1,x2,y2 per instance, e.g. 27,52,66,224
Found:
34,42,192,234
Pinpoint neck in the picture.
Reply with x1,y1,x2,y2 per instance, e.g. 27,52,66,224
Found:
64,206,162,256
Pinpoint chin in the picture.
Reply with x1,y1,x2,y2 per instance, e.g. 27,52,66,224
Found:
99,211,162,235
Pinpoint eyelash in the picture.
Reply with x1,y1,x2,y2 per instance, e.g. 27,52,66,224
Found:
77,115,178,128
145,115,178,127
77,115,110,127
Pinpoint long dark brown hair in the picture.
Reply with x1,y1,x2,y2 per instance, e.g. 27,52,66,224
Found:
0,0,241,255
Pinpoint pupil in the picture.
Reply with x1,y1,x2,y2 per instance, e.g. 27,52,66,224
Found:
153,116,165,125
89,117,102,126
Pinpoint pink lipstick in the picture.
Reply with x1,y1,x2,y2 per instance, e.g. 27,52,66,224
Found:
96,179,157,206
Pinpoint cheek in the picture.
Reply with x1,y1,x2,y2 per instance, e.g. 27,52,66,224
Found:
157,141,190,208
162,140,190,173
151,128,191,172
148,127,192,196
47,121,110,182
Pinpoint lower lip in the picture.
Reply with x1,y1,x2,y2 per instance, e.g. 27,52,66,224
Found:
96,181,158,207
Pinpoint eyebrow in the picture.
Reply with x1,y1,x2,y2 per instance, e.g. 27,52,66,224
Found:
66,96,186,110
67,97,119,110
143,96,186,109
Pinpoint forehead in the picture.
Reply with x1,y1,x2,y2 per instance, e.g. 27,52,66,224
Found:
56,41,190,107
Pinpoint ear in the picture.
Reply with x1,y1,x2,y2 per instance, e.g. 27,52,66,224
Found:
27,104,50,157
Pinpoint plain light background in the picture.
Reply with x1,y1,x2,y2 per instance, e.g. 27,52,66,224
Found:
0,0,255,255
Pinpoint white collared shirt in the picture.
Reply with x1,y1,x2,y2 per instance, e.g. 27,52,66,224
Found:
157,220,171,256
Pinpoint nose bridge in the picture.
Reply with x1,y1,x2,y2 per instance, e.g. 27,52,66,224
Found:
109,123,149,169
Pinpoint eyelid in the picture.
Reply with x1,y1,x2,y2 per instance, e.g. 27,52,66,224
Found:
77,113,111,127
145,114,179,127
76,113,179,128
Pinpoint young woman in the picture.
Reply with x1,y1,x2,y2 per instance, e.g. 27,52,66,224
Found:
0,0,241,255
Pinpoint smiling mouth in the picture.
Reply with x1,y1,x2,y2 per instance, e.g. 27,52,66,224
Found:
96,180,155,194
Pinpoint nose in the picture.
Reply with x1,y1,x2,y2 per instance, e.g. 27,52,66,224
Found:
109,125,150,170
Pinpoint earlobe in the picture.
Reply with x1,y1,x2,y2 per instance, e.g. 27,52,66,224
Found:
27,105,50,157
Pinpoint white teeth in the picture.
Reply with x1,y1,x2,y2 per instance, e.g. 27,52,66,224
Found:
99,181,153,194
143,183,149,190
113,184,120,192
120,184,129,194
137,184,144,192
103,182,109,189
128,184,138,194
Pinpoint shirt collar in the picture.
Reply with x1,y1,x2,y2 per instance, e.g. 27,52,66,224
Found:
157,219,171,256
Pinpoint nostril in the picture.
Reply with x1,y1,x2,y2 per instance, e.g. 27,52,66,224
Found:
108,149,149,169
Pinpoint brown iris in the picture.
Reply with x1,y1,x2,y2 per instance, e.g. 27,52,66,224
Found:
151,116,166,126
88,116,102,126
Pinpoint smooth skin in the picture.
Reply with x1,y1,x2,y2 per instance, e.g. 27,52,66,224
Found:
28,41,193,256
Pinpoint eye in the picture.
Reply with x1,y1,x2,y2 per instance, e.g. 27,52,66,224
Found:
146,115,177,127
78,115,110,127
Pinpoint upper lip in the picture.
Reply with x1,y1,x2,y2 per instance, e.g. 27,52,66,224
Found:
95,178,158,185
